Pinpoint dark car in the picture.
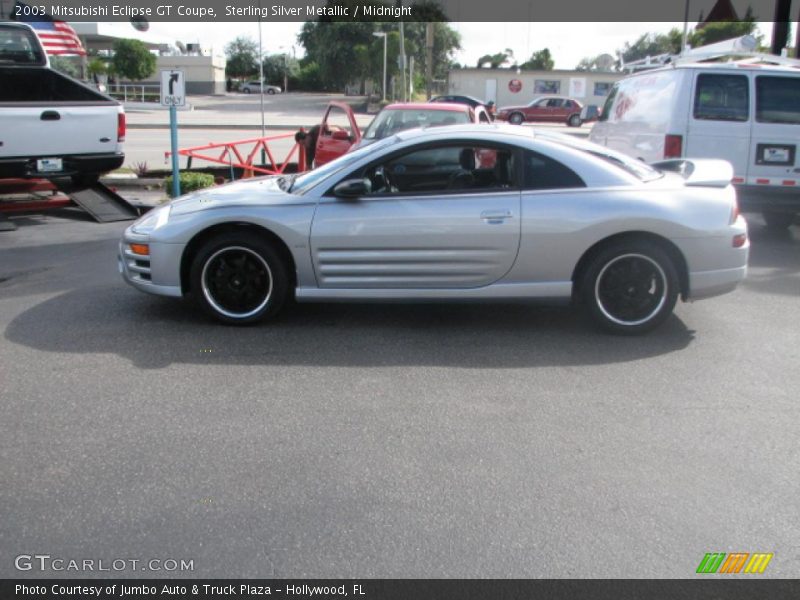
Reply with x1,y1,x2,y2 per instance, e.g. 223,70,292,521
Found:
430,94,496,119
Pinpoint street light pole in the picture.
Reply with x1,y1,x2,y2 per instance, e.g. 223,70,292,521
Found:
372,32,387,102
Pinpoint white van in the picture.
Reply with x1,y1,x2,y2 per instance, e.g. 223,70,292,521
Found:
589,62,800,228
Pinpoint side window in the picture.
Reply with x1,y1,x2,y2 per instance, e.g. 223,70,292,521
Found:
359,145,516,195
694,73,749,122
756,76,800,124
522,150,585,190
547,99,564,108
322,106,354,138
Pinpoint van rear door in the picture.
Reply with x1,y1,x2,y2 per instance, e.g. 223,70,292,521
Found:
685,70,751,182
747,73,800,188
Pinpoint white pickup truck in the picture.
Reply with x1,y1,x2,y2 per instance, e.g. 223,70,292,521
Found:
0,21,125,185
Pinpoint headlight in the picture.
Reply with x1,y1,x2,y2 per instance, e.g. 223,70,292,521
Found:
131,204,171,235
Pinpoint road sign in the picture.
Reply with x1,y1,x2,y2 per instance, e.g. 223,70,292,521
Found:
160,70,185,107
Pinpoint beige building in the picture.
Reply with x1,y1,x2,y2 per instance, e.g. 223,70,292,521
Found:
144,55,227,95
447,68,625,108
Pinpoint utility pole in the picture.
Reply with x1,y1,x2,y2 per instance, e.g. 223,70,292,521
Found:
399,19,407,102
425,23,434,99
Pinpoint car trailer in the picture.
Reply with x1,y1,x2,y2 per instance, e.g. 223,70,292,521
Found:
0,178,140,230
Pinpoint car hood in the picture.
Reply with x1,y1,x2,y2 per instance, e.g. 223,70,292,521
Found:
169,176,298,215
499,105,526,112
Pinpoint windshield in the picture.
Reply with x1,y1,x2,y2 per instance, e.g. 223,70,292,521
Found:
289,136,399,194
362,108,470,140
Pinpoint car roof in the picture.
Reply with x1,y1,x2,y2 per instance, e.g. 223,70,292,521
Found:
383,102,470,112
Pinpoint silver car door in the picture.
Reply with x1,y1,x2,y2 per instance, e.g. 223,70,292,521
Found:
310,144,521,289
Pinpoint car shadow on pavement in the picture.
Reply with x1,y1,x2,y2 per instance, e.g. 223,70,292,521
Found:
4,282,695,369
740,219,800,297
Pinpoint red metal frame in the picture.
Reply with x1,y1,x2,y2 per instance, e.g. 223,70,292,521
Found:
0,178,73,213
166,133,307,178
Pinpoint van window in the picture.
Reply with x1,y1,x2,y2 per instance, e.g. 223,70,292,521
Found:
756,76,800,125
693,74,748,122
598,84,618,122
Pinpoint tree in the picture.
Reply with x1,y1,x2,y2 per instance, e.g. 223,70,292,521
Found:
618,29,682,65
112,39,156,82
225,36,259,80
689,11,761,48
477,49,514,69
519,48,554,70
297,1,460,91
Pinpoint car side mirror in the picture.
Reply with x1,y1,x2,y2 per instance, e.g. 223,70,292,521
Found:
581,105,599,120
333,178,371,198
331,129,352,142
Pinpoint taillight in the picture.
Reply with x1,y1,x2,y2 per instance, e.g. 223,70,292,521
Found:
664,134,682,159
732,233,747,247
730,198,740,224
117,112,126,142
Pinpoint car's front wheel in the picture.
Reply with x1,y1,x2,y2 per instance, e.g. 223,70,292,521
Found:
580,241,679,334
243,87,251,94
267,88,276,95
509,112,524,125
190,232,288,324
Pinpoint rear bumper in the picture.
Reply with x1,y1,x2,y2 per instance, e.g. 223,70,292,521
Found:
737,184,800,213
689,265,748,300
0,152,124,179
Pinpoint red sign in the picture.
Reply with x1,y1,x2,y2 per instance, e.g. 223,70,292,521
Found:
508,79,522,93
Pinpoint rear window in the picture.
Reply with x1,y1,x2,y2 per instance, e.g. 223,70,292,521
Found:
537,132,662,182
756,76,800,124
694,73,749,122
0,26,45,65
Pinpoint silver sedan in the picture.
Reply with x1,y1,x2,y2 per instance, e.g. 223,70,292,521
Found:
119,125,748,334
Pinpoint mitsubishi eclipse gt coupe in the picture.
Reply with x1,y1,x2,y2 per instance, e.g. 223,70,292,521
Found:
119,125,749,335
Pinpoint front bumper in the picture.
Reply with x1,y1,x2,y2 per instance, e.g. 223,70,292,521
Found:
118,235,183,298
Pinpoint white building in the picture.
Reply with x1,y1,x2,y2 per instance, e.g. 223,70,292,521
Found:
448,68,625,108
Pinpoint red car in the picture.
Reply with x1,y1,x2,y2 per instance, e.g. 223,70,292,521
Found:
313,102,492,166
496,95,585,127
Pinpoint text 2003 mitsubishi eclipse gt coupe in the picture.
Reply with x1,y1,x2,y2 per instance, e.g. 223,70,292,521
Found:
119,125,748,334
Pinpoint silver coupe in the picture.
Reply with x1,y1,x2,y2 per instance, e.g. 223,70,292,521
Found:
119,125,748,334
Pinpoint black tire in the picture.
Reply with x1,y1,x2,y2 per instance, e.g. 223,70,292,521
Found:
267,88,276,95
579,241,679,335
568,114,582,127
509,112,524,125
243,87,251,94
189,232,289,325
762,210,795,230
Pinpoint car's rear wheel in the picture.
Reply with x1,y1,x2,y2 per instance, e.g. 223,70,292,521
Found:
580,241,679,335
190,232,288,325
509,112,524,125
762,210,795,230
243,87,251,94
568,114,582,127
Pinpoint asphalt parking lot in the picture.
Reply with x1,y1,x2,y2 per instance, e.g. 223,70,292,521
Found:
1,209,798,578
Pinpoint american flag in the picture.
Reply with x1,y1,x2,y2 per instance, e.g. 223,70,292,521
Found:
13,2,86,56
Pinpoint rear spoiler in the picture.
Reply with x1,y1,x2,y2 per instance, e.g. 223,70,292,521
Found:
651,159,733,188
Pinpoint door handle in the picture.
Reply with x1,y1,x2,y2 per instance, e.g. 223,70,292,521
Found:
481,210,513,223
41,110,61,121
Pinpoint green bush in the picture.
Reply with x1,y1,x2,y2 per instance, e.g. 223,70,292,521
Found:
164,172,215,197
